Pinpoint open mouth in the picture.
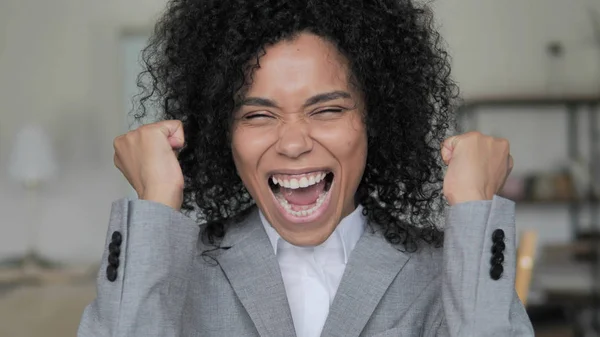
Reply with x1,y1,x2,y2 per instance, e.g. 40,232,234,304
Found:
268,171,334,218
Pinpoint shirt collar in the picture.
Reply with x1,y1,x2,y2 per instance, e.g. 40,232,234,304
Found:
259,205,366,264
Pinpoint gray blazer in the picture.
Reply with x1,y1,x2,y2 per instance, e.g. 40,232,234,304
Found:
78,196,534,336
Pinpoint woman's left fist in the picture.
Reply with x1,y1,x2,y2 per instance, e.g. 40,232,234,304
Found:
441,131,513,206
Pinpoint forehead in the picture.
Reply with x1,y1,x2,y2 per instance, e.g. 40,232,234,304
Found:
245,33,352,98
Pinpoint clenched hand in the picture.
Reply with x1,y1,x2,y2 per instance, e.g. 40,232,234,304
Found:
113,120,185,210
441,132,514,206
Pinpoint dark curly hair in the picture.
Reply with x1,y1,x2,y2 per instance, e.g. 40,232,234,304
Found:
135,0,458,251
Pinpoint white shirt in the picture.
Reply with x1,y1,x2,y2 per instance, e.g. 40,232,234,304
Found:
259,206,366,337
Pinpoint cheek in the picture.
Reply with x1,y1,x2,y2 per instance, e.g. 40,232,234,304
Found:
231,128,256,178
347,129,368,177
341,119,368,184
231,126,277,179
344,116,367,155
314,117,367,172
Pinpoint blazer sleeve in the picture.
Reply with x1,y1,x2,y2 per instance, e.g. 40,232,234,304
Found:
432,195,534,337
77,198,200,337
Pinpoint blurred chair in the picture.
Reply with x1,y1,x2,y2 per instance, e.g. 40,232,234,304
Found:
515,230,538,306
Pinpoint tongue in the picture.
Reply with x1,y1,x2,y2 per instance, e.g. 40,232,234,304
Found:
280,179,326,205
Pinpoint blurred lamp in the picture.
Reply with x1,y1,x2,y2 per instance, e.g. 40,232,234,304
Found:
7,124,58,273
8,124,58,186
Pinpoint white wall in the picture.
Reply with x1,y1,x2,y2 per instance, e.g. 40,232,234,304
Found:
0,0,599,264
0,0,167,263
435,0,600,97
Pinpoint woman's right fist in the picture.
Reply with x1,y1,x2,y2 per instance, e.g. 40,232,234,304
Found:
113,120,185,210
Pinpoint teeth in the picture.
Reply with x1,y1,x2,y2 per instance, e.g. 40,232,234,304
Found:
275,190,329,217
299,177,309,188
290,179,299,189
271,171,329,190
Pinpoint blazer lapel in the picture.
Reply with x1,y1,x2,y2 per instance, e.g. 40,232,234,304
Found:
320,228,411,337
213,209,296,337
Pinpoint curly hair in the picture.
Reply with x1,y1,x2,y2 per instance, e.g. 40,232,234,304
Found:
135,0,458,251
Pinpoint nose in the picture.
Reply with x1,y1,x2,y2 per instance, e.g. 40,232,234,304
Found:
275,122,313,158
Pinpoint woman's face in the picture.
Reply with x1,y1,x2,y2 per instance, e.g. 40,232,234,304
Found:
231,33,367,246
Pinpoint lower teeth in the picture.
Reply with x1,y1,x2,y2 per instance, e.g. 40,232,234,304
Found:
276,190,328,217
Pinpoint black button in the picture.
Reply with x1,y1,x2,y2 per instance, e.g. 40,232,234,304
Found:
491,241,506,254
106,265,118,282
492,229,505,242
108,253,119,268
111,231,122,246
490,252,504,265
490,263,503,280
108,242,120,256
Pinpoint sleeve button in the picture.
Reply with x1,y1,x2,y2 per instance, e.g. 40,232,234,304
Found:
111,231,122,246
108,242,121,256
490,252,504,265
492,229,505,243
106,265,118,282
491,241,506,254
108,253,120,268
490,263,503,280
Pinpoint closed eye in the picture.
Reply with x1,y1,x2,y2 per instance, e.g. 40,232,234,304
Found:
315,108,344,114
312,108,345,116
244,113,274,120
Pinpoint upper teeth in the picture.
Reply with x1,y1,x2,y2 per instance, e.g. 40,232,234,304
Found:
272,172,328,189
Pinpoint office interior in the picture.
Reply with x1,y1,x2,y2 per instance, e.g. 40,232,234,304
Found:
1,0,599,336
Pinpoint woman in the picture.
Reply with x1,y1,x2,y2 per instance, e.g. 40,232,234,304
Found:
79,0,534,336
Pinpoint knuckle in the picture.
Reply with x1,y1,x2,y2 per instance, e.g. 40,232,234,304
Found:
123,131,136,143
147,123,163,135
113,135,124,149
137,124,150,134
139,122,158,132
464,131,482,141
135,126,151,139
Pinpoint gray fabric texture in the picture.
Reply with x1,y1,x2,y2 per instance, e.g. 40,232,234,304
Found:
78,196,534,337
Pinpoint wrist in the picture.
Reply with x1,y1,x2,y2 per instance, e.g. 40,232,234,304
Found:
446,190,491,206
140,186,183,210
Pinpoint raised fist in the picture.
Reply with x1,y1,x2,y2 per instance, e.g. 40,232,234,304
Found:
113,120,185,210
441,131,513,206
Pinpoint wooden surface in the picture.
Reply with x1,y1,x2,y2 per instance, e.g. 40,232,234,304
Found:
0,267,97,337
0,282,95,337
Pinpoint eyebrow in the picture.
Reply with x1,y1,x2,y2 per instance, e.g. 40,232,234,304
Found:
241,91,352,109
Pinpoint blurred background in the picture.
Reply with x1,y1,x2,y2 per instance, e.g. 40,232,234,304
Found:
0,0,599,336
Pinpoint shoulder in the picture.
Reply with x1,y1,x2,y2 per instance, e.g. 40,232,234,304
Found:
366,225,445,283
408,241,444,278
369,235,444,309
197,206,262,253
